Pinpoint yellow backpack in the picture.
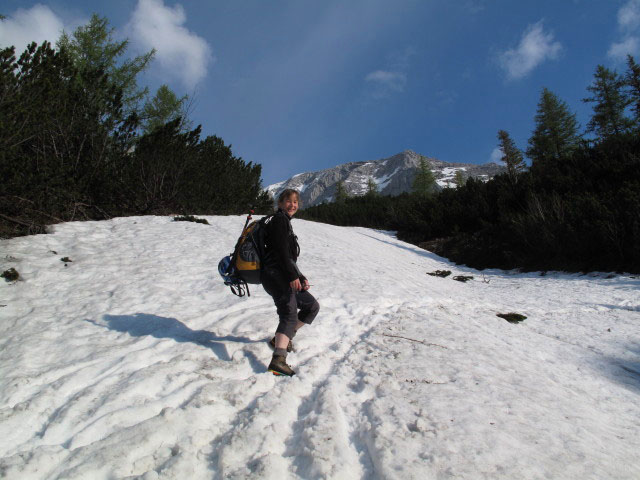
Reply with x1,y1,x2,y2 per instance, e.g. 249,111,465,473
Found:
219,211,273,296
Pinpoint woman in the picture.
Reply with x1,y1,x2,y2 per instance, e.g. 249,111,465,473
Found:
261,189,320,376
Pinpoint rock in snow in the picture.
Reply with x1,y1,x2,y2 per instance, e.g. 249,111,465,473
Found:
0,216,639,479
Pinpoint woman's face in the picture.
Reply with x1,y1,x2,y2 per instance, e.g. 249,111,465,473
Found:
279,195,299,217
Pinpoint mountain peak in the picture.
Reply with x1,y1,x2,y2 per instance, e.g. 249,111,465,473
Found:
267,151,505,207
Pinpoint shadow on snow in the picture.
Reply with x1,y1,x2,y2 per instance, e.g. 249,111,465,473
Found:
599,344,640,394
86,313,267,372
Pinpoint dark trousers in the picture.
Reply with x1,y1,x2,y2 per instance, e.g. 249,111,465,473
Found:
261,269,320,339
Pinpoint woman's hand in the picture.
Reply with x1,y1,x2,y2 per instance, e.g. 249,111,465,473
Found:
290,278,302,291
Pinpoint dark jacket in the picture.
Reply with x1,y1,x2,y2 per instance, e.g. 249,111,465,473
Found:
262,209,303,283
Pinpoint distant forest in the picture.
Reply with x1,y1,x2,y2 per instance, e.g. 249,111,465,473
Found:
0,15,272,238
299,61,640,273
2,15,639,273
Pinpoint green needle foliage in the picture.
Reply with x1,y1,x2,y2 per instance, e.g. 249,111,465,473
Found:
366,178,379,198
497,130,526,184
527,88,581,166
625,55,640,128
1,268,19,282
412,156,437,197
334,180,349,204
583,65,633,139
0,14,272,238
497,313,527,324
173,215,209,225
57,14,155,118
142,85,190,134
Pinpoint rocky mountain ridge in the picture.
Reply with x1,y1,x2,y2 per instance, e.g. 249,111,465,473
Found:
267,150,505,207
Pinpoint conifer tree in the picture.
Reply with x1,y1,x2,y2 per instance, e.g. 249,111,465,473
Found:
334,180,348,203
497,130,526,184
142,85,190,133
412,156,436,196
454,170,466,188
583,65,632,139
0,41,130,229
625,55,640,128
57,14,155,116
527,88,581,165
365,177,379,197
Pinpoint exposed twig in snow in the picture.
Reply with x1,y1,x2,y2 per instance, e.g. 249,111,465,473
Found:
405,378,449,385
382,333,448,349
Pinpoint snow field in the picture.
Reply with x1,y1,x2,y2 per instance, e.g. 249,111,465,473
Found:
0,215,639,479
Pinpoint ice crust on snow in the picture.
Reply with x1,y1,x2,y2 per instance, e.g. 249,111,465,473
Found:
0,216,639,479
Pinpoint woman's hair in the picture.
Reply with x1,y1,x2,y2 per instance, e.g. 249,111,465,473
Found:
277,189,300,207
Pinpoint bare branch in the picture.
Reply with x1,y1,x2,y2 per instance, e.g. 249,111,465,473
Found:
382,333,448,349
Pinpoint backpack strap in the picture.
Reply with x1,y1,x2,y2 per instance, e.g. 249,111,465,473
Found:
276,210,300,258
230,280,250,297
251,213,275,270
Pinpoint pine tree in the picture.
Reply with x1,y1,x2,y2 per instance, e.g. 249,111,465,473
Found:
365,177,379,197
583,65,632,139
625,55,640,128
454,170,466,188
142,85,190,133
412,156,436,196
497,130,526,184
0,41,131,229
527,88,581,165
57,14,155,117
334,180,348,204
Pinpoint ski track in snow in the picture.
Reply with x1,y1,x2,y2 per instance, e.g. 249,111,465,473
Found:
0,216,639,479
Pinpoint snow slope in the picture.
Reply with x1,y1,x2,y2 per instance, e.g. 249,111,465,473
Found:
1,216,639,479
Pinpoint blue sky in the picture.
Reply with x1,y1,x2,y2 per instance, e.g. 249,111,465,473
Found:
2,0,639,186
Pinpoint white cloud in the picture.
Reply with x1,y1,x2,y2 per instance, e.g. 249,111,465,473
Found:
364,48,413,99
609,36,640,60
490,147,503,164
618,0,640,32
0,4,64,53
498,21,562,80
126,0,213,89
608,0,640,61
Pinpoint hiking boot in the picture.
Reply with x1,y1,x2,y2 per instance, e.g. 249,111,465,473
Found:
268,336,294,352
268,355,295,376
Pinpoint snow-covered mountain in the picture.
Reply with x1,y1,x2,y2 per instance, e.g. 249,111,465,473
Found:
267,150,505,206
1,216,639,479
